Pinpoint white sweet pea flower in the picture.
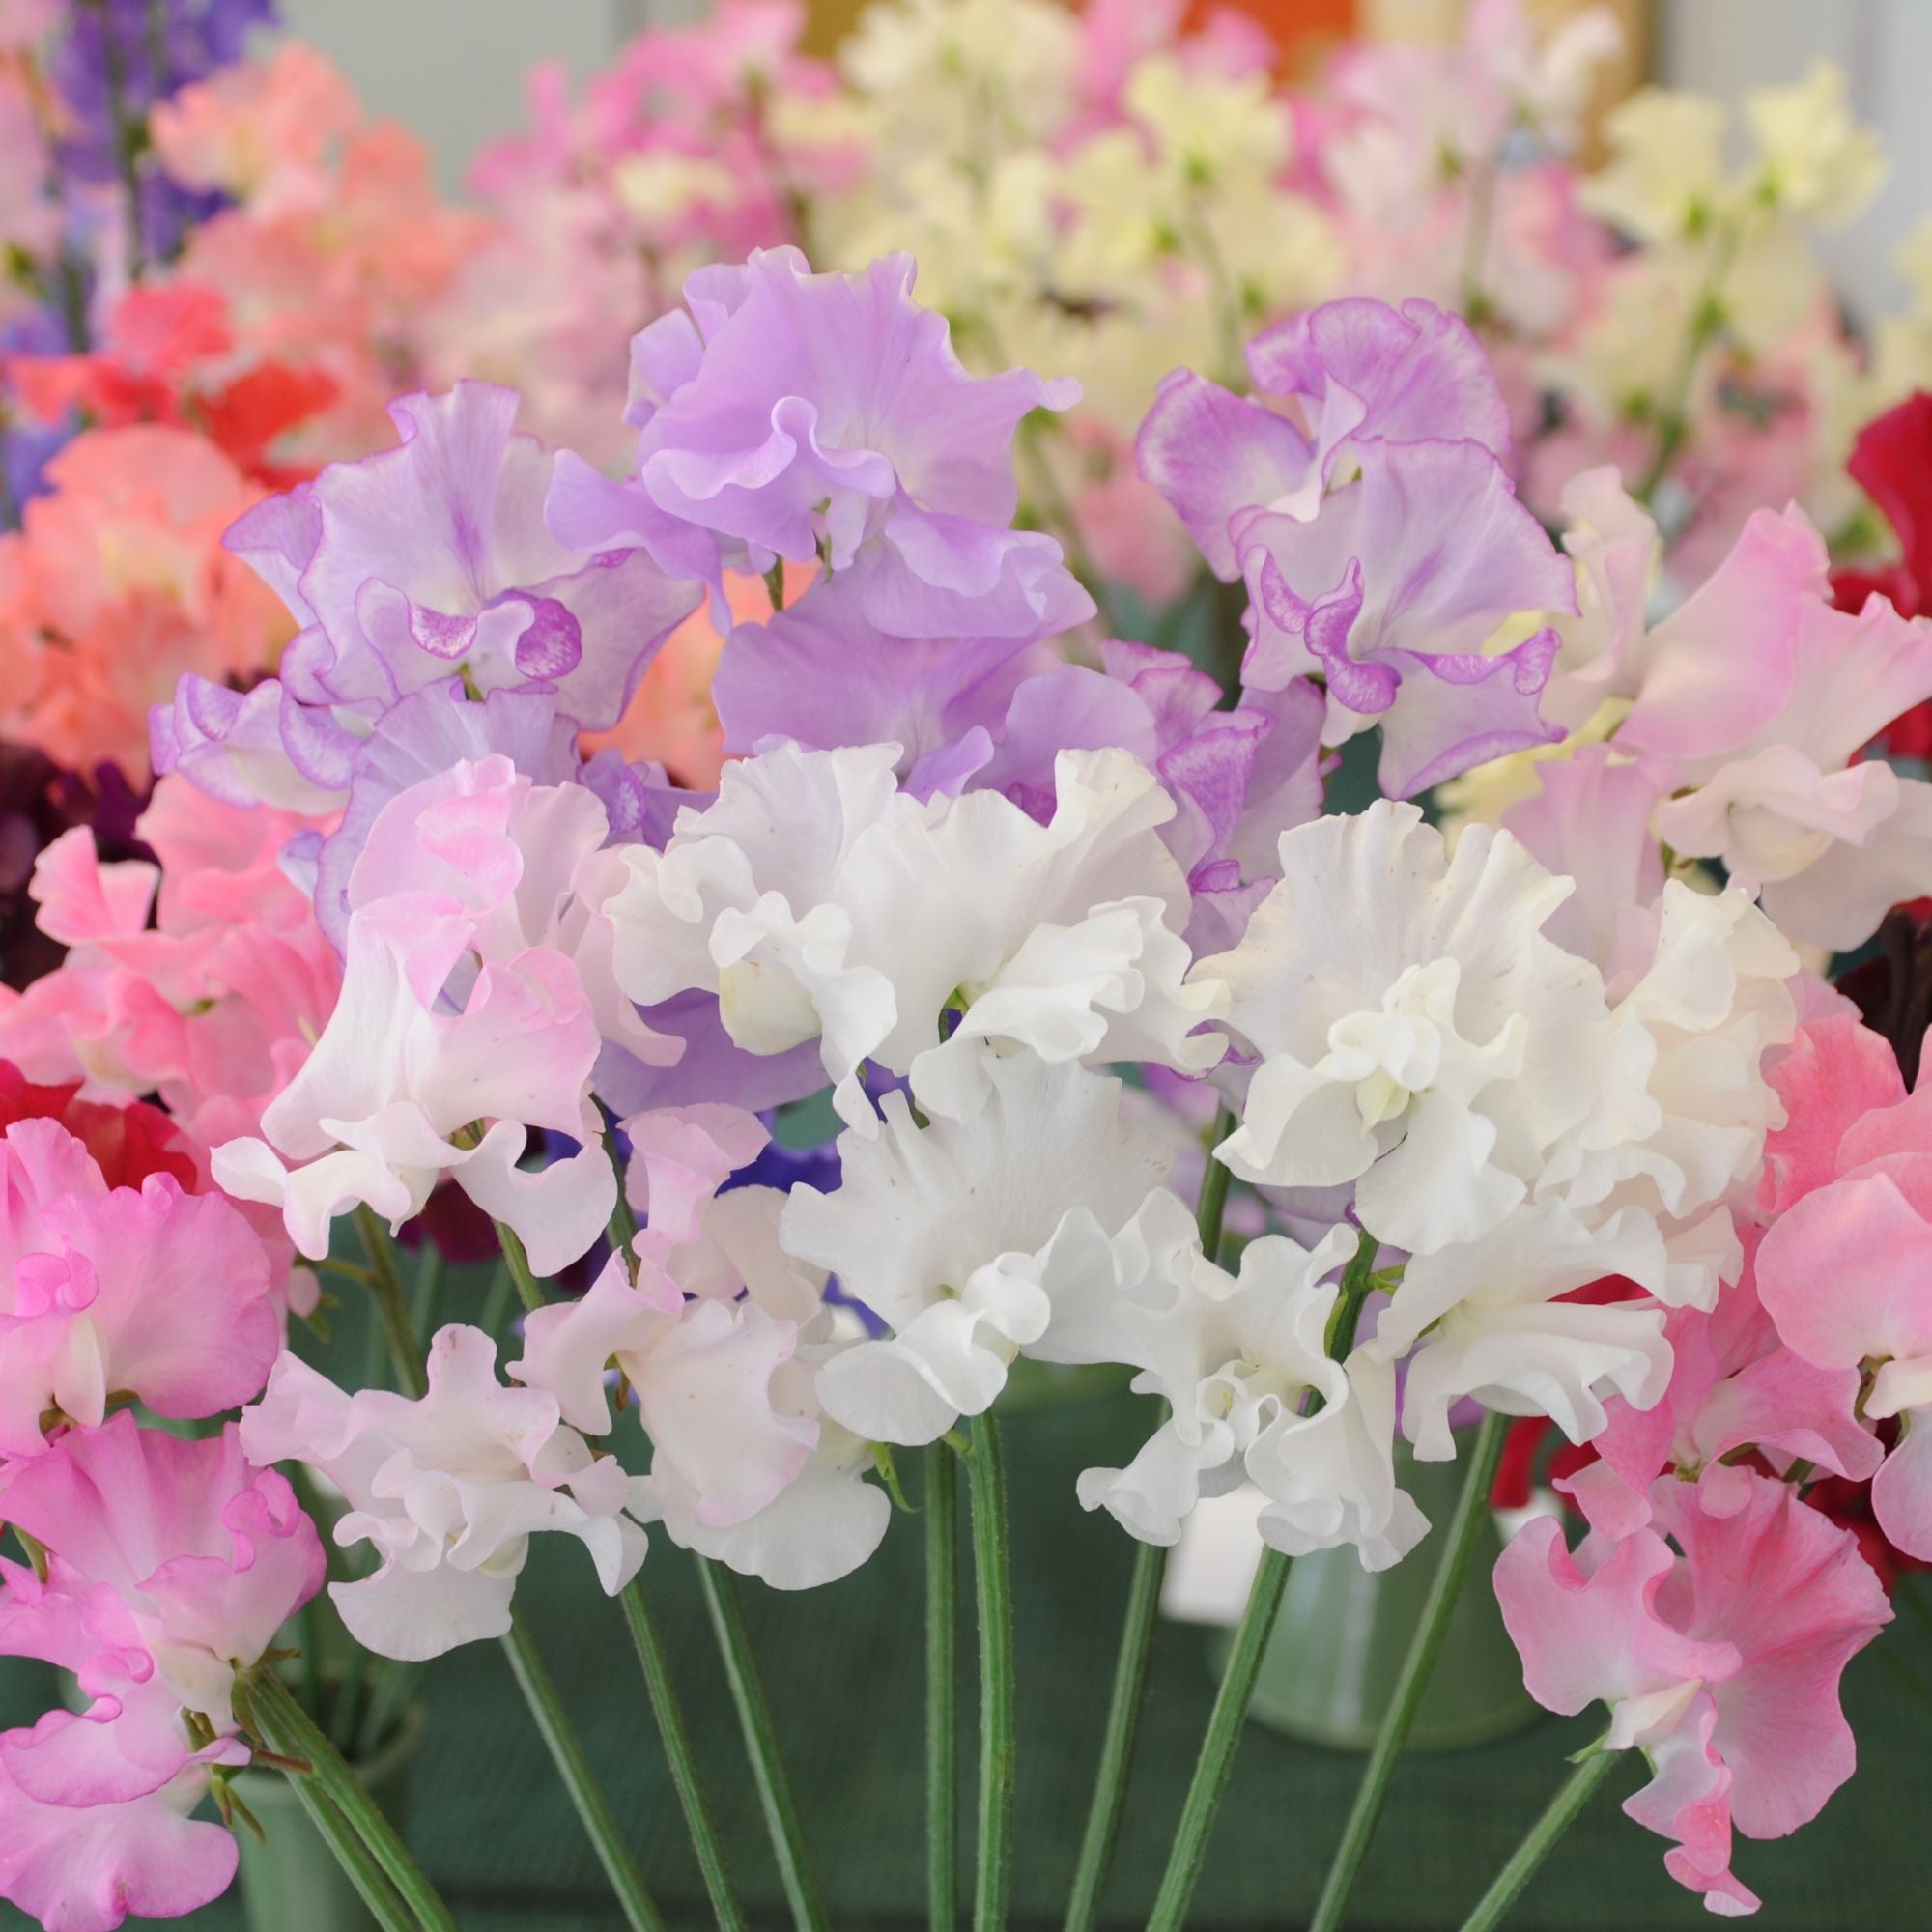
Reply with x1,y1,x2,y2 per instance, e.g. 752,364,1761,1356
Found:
1537,882,1797,1309
1076,1212,1428,1571
601,741,1226,1131
240,1326,647,1662
779,1054,1174,1445
1370,1199,1673,1460
213,895,616,1276
1194,802,1604,1257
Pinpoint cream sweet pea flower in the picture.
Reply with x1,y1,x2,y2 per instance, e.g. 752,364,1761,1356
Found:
1194,802,1603,1257
1580,88,1729,242
1746,62,1886,225
779,1054,1174,1445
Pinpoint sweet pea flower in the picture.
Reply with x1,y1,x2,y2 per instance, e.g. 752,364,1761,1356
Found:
342,752,676,1070
545,247,1093,641
1369,1199,1673,1459
212,895,615,1277
0,1415,326,1932
0,777,341,1151
1495,1470,1890,1916
1137,296,1573,797
0,1415,325,1772
1195,802,1604,1258
1755,1016,1932,1558
160,382,700,810
241,1325,647,1661
1076,1207,1428,1570
601,741,1227,1131
1534,882,1798,1309
1574,497,1932,951
780,1055,1174,1444
1559,1232,1881,1541
0,1119,280,1458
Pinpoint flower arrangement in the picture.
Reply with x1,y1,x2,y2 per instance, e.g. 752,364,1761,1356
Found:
2,2,1932,1930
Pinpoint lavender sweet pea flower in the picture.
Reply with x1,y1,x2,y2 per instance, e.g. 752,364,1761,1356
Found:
712,578,1051,798
224,380,701,743
547,247,1094,641
1137,296,1508,580
1236,439,1575,798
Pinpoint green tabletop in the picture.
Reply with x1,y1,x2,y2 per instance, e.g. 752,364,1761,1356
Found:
5,1381,1927,1930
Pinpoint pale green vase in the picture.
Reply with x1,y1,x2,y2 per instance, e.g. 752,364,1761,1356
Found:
231,1706,424,1932
1231,1441,1541,1751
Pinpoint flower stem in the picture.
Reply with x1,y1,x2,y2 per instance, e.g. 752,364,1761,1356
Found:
245,1669,457,1932
1145,1544,1292,1931
1459,1747,1615,1932
501,1612,667,1932
927,1439,961,1931
695,1558,829,1932
275,1778,418,1932
1063,1108,1237,1932
1309,1406,1511,1932
355,1212,659,1928
964,1414,1015,1932
491,1215,546,1315
620,1580,748,1932
1147,1224,1381,1929
355,1207,426,1400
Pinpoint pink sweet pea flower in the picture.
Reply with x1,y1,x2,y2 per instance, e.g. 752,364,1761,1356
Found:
0,1118,281,1458
1495,1470,1890,1917
1756,1016,1932,1557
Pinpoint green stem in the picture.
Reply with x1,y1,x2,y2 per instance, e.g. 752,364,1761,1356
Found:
620,1581,748,1932
1310,1407,1511,1932
695,1559,829,1932
355,1207,426,1400
1459,1748,1616,1932
1147,1225,1381,1929
1634,218,1743,506
273,1778,418,1932
409,1243,443,1350
964,1416,1015,1932
1062,1108,1236,1932
1146,1546,1291,1930
245,1671,457,1932
927,1441,960,1932
763,561,787,613
501,1613,666,1932
1060,1538,1165,1932
492,1215,546,1315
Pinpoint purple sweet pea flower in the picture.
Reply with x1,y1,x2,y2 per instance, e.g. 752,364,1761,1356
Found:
221,380,701,751
1136,296,1508,581
1235,438,1573,797
547,247,1094,641
712,576,1051,798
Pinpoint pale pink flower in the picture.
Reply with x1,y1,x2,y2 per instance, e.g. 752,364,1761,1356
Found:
1495,1470,1890,1917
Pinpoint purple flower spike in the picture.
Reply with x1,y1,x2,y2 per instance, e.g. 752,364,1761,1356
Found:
549,247,1094,641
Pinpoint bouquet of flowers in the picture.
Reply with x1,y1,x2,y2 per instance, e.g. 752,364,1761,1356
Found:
3,4,1932,1930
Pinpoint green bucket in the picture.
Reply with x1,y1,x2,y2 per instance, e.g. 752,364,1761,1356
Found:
1227,1440,1542,1751
231,1704,426,1932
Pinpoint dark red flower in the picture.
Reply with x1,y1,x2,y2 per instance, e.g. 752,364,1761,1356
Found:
0,1061,198,1191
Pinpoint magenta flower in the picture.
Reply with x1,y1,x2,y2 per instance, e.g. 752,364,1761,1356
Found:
546,247,1093,640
